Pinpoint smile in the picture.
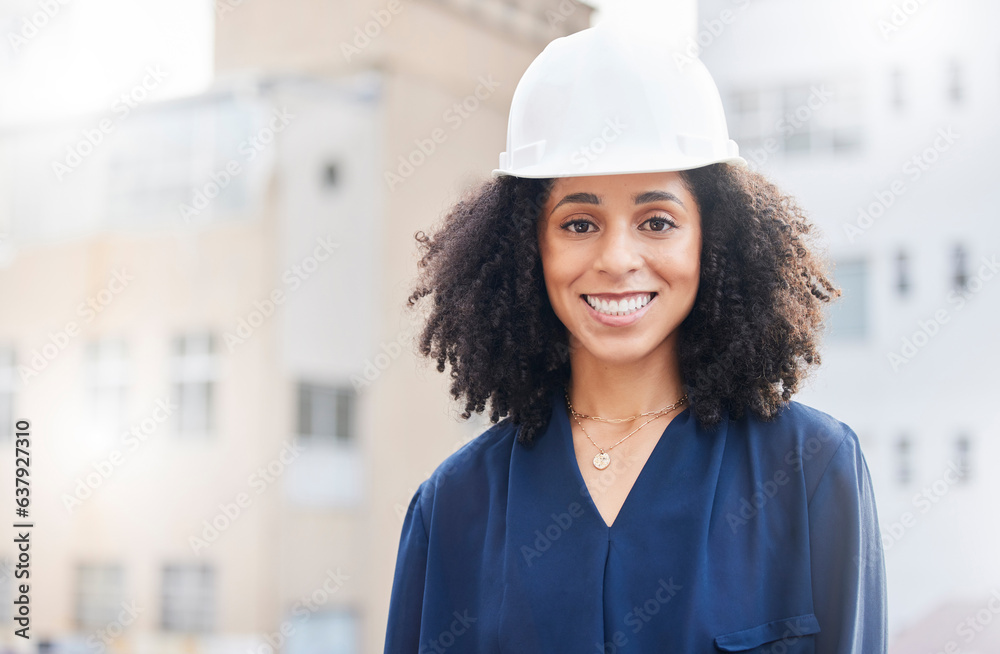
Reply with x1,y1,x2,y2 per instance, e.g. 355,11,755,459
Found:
581,292,656,317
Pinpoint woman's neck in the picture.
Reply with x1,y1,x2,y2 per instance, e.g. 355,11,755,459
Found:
565,338,687,419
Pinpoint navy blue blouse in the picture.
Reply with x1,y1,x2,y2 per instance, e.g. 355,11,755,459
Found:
384,386,887,653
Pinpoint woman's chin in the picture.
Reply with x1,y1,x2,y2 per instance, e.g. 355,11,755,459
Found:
573,337,664,366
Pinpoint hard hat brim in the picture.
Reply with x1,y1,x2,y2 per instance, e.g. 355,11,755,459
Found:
490,155,749,179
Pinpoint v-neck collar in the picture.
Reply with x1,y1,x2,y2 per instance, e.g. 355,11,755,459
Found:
551,385,693,530
499,386,697,651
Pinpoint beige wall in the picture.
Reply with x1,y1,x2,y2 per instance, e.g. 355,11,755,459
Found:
0,218,285,640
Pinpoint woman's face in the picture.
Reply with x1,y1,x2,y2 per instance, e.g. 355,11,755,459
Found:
537,170,702,366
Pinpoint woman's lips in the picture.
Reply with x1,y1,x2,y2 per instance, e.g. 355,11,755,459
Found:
580,292,656,327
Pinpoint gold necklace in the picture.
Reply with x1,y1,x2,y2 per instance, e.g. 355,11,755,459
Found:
564,389,688,470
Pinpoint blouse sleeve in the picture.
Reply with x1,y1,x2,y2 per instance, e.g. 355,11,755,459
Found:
807,428,888,654
383,483,429,654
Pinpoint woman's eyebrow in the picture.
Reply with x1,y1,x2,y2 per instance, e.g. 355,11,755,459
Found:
551,192,600,213
633,190,686,208
550,190,686,214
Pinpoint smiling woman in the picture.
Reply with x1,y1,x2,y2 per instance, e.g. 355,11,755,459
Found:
385,18,887,654
538,172,702,372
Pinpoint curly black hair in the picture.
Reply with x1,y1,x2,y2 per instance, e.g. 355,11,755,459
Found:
405,163,841,446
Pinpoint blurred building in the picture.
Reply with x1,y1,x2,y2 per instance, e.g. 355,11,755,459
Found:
695,0,1000,650
0,0,592,652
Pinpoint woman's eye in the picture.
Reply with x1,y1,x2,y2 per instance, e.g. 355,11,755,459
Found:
561,219,595,234
559,216,676,233
643,215,678,232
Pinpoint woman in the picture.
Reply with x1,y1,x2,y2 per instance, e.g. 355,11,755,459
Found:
384,20,887,654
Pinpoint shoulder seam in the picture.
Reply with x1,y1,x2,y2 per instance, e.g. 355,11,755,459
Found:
415,482,429,541
417,420,518,533
436,419,518,475
806,423,853,512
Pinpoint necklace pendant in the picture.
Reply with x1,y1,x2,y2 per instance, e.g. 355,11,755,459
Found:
593,451,611,470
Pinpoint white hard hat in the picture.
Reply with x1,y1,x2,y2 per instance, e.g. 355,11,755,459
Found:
492,21,746,179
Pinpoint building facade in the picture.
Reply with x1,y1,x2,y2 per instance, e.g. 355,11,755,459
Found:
696,0,1000,648
0,0,593,652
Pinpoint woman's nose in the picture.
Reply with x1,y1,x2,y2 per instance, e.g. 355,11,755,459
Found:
593,221,642,274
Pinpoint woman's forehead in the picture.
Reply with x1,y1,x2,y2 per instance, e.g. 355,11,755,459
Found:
545,171,694,211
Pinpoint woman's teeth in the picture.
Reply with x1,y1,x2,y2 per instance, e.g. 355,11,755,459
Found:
584,293,654,316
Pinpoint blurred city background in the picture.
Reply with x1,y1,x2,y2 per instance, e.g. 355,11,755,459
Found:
0,0,997,652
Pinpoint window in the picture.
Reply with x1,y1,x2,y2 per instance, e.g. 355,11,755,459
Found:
107,99,256,226
107,108,200,224
895,250,910,297
726,88,764,155
171,334,217,437
285,610,360,654
954,435,971,481
890,68,904,111
896,437,912,485
161,563,214,632
75,563,126,630
947,59,963,105
322,162,340,188
84,339,129,439
827,258,868,340
781,84,816,154
725,76,864,161
297,383,354,443
0,348,14,443
288,382,362,507
951,244,968,291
